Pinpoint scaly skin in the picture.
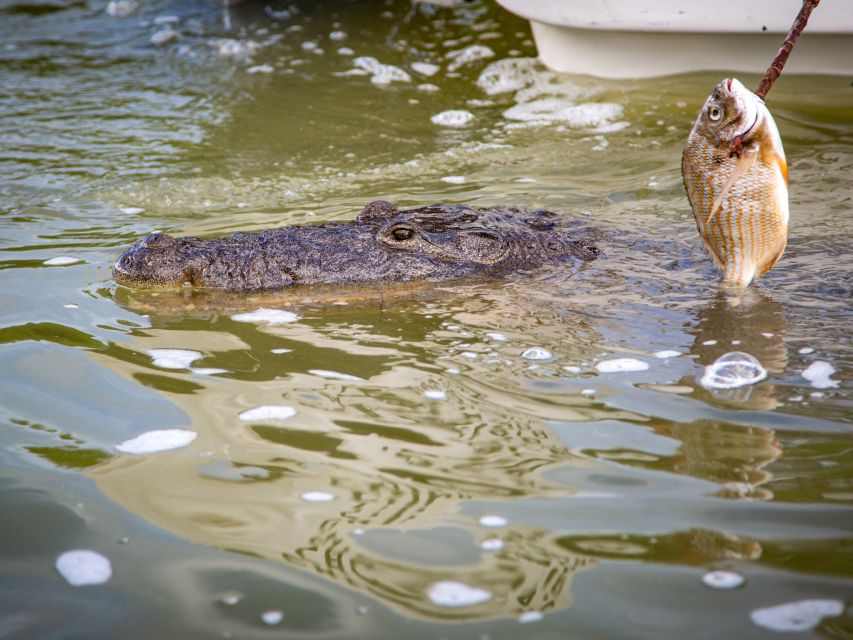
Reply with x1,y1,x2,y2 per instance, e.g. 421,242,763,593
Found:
113,200,599,292
682,78,789,288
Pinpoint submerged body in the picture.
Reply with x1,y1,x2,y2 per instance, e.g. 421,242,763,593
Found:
682,78,789,288
113,201,599,291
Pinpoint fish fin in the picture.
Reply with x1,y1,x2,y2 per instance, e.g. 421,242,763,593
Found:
705,146,758,226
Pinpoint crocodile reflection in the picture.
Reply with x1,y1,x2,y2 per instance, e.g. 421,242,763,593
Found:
113,201,599,292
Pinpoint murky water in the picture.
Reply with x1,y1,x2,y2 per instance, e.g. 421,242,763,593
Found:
1,1,851,638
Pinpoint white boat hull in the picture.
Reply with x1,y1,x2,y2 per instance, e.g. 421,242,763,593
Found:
497,0,853,78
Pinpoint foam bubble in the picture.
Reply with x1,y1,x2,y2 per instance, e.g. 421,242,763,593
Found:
64,303,80,309
411,62,439,76
55,550,112,586
700,352,767,390
261,610,284,625
119,206,145,214
654,350,681,359
522,347,553,361
750,599,844,632
479,515,507,528
105,0,137,17
476,57,540,95
485,332,507,341
151,28,179,47
301,491,334,502
238,406,296,421
798,347,815,355
190,367,227,376
417,83,440,92
44,256,82,266
271,348,292,354
503,99,624,130
441,176,466,184
115,429,197,454
446,44,495,71
353,56,411,85
231,308,300,324
247,64,273,74
147,348,203,369
596,358,649,373
581,388,596,395
431,110,474,127
801,361,839,389
701,570,745,589
563,365,582,373
214,38,260,60
518,611,544,624
308,369,362,381
702,340,718,346
218,590,243,605
480,538,504,551
461,351,478,359
427,581,492,607
329,30,347,41
424,390,446,400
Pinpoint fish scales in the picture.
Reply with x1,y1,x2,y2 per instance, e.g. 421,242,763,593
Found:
682,78,789,288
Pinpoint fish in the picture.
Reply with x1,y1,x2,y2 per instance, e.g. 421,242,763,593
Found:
682,78,789,288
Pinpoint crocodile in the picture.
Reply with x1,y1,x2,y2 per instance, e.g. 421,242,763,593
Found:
112,200,599,292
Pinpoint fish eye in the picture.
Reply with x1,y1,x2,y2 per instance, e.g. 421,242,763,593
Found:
390,226,414,241
708,106,723,122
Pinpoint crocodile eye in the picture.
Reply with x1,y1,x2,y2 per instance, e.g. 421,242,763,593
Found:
390,227,414,241
708,106,722,122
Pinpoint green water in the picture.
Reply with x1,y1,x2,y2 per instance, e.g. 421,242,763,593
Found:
1,1,851,638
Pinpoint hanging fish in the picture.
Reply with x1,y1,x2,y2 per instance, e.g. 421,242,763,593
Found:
682,78,789,288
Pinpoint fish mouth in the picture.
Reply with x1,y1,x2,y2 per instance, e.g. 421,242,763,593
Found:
738,110,760,141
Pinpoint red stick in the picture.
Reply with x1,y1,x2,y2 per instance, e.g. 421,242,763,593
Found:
754,0,821,101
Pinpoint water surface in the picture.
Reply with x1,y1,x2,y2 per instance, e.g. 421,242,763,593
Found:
1,1,851,638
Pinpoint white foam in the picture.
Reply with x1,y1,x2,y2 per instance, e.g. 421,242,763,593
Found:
801,361,839,389
247,64,273,74
596,358,649,373
353,56,411,85
431,110,474,127
485,332,507,341
700,352,767,390
238,406,296,421
261,610,284,625
151,28,179,47
190,368,227,376
703,340,718,346
329,30,347,41
798,347,815,355
461,351,478,359
337,47,354,56
441,176,466,184
55,550,112,586
480,538,504,551
446,44,495,71
750,599,844,632
417,83,440,93
427,581,492,607
522,347,553,361
147,348,203,369
308,369,362,381
44,256,81,266
214,39,260,60
219,590,243,605
64,303,79,309
115,429,197,454
581,388,596,395
654,350,681,359
231,308,300,324
702,570,745,589
119,206,145,214
518,611,544,624
563,365,582,373
411,62,439,76
503,99,624,130
424,390,446,400
271,348,292,354
301,491,334,502
476,57,540,95
105,0,137,17
479,515,507,528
